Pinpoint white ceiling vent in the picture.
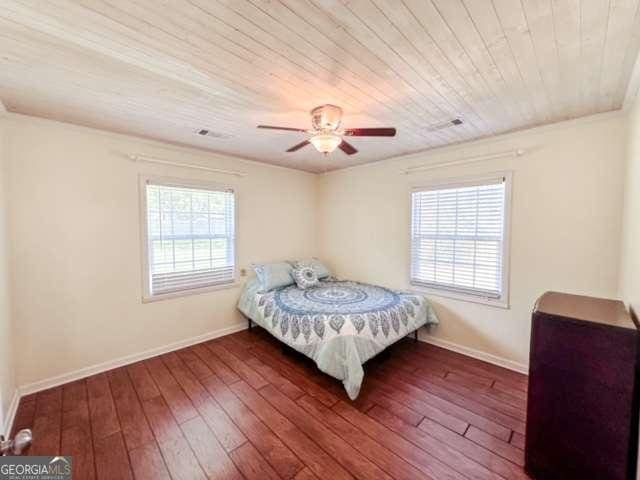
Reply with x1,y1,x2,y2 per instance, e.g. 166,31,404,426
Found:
196,129,232,139
425,118,463,132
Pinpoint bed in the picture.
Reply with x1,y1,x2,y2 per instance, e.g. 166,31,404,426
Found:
238,276,439,399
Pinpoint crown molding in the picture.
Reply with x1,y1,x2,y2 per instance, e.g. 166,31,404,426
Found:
3,112,316,177
4,107,628,178
321,109,626,176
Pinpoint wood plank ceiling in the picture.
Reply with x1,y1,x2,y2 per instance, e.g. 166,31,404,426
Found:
1,0,639,172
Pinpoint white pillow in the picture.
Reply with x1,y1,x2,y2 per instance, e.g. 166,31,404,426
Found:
292,258,331,279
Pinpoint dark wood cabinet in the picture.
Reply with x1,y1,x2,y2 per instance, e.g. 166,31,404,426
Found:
525,292,640,480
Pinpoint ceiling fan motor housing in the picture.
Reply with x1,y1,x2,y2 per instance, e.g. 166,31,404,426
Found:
311,104,343,131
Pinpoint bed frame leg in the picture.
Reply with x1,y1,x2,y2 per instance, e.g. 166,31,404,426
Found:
248,319,253,331
414,329,418,342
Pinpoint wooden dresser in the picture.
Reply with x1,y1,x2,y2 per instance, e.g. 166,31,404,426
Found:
525,292,639,480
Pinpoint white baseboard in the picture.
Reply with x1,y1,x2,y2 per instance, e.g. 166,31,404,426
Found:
421,334,529,375
9,320,526,434
3,389,20,437
18,322,248,397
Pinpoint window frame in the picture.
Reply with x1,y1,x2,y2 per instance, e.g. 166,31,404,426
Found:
139,174,239,303
409,171,513,309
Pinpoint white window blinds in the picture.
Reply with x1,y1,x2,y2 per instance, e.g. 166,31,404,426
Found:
411,177,507,299
145,181,235,297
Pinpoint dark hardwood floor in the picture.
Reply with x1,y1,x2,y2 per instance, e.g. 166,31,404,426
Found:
11,328,531,479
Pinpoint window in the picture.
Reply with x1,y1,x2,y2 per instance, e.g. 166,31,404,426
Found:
141,177,236,300
410,173,511,307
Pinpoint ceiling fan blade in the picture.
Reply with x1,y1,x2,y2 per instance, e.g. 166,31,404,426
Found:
339,140,358,155
286,140,310,152
258,125,307,132
343,127,396,137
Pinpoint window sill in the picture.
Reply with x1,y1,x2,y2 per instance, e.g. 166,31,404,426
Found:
410,283,510,309
142,281,241,303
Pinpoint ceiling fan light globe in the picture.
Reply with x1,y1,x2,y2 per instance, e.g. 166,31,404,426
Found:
310,134,342,153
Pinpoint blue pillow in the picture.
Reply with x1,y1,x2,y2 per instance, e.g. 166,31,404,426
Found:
252,262,294,292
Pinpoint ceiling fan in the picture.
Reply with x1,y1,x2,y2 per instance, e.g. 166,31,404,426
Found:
257,104,396,155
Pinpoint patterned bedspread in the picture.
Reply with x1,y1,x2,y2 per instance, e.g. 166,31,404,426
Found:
238,278,439,399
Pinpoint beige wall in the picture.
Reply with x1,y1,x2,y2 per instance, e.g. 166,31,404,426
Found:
0,115,15,432
621,97,640,314
1,108,632,395
5,115,318,389
621,93,640,480
318,113,627,368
